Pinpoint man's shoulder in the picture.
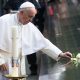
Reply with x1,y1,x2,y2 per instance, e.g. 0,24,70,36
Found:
0,14,15,22
0,14,12,19
27,22,36,28
29,22,39,28
27,22,42,34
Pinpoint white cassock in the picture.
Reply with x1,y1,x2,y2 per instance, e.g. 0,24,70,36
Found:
0,13,62,80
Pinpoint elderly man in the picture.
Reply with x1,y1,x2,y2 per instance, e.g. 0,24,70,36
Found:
3,0,44,75
0,1,72,80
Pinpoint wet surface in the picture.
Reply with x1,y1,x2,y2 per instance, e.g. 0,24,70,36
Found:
38,54,80,80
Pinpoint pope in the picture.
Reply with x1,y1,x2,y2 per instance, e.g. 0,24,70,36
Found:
0,1,72,80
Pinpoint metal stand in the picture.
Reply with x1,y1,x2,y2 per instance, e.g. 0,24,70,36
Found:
4,75,28,80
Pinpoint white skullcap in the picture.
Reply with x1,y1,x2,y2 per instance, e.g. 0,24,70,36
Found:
20,1,35,9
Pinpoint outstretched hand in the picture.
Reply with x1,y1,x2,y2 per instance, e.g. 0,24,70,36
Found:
59,52,72,59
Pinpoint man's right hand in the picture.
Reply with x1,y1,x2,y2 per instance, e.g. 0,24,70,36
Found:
0,64,8,71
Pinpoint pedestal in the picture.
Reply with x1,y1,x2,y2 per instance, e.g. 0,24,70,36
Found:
4,75,28,80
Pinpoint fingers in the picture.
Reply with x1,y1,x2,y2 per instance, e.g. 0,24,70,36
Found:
0,64,8,71
64,52,72,59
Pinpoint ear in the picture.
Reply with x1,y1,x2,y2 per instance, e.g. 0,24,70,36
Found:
20,10,24,15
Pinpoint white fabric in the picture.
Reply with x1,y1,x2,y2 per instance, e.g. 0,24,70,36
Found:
0,13,62,61
36,0,39,2
19,1,35,9
0,54,5,65
41,39,62,61
0,13,48,56
0,13,62,79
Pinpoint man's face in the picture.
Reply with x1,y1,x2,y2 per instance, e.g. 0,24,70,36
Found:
19,8,37,25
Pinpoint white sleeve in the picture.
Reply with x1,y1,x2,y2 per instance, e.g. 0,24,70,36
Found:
41,38,62,61
0,54,5,65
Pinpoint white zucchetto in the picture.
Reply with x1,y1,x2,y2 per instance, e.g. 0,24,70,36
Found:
20,1,35,9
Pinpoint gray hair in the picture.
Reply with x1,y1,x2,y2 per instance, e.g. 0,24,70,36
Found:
19,7,37,15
